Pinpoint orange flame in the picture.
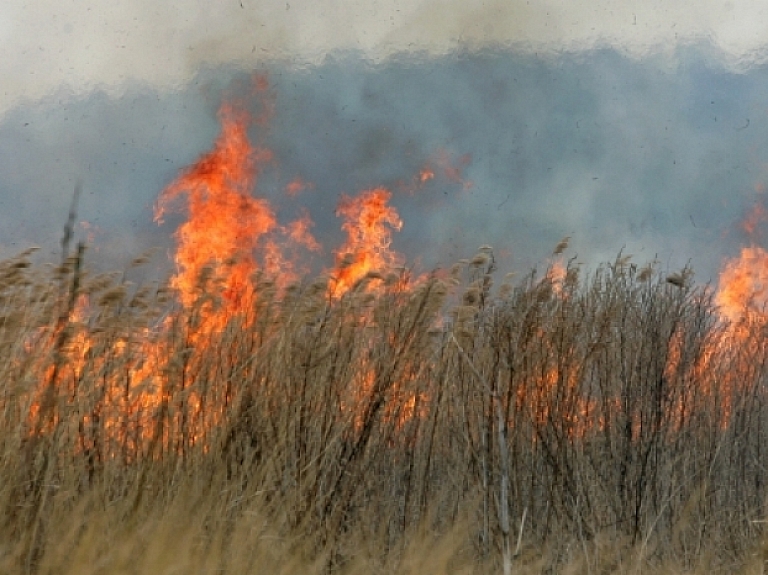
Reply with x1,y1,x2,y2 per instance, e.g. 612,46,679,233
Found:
155,104,276,316
708,201,768,428
331,187,404,296
24,86,466,455
716,245,768,323
717,202,768,323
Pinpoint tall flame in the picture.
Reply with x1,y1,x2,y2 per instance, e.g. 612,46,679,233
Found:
154,104,276,315
156,101,410,307
24,89,446,455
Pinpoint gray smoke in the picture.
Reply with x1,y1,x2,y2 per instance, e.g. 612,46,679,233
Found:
0,44,765,284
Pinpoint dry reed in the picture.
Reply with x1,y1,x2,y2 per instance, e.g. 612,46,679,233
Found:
0,245,767,574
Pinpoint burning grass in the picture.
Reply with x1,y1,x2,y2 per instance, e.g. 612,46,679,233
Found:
2,242,768,574
7,97,768,574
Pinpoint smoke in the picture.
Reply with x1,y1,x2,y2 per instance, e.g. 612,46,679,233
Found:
1,44,767,283
4,0,768,120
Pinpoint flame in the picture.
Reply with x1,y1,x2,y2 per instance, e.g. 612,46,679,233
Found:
717,202,768,323
707,201,768,427
155,104,277,317
547,259,567,296
156,102,407,306
28,88,768,462
331,187,404,296
20,87,468,457
716,245,768,323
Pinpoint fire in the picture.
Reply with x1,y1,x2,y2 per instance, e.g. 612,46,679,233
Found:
331,187,404,296
716,245,768,323
16,87,489,459
546,259,567,296
741,201,767,237
156,100,409,310
716,202,768,323
704,201,768,428
154,104,277,317
146,96,416,446
285,177,313,196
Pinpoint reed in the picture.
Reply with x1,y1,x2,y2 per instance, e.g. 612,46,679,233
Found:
0,243,767,574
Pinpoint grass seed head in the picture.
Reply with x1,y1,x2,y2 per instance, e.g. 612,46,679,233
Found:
470,253,489,267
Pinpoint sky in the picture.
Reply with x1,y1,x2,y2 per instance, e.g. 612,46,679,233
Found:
4,0,768,283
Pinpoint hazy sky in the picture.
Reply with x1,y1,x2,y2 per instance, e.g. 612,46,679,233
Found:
4,0,768,118
4,0,768,281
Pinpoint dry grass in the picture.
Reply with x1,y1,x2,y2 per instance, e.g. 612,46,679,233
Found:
1,240,768,574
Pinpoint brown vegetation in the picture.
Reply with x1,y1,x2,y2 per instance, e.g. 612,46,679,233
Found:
2,238,768,574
